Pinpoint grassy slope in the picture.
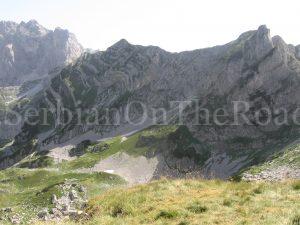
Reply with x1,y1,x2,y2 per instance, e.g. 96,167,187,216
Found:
0,125,206,224
58,126,179,170
35,179,300,225
59,125,211,171
0,168,125,224
244,142,300,175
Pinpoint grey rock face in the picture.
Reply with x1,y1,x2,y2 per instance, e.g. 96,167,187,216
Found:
296,45,300,59
0,20,83,86
243,25,274,67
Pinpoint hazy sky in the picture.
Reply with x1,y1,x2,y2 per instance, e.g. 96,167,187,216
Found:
1,0,300,52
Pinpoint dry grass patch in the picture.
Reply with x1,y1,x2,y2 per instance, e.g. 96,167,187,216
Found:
34,179,300,225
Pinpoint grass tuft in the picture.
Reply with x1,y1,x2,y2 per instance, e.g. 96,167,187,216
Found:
291,215,300,225
292,181,300,191
223,199,233,207
186,201,208,213
155,210,179,220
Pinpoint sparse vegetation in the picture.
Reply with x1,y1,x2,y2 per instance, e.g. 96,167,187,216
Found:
57,125,212,171
18,155,55,168
0,168,125,224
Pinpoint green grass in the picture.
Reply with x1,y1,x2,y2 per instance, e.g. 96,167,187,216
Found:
0,168,125,224
292,181,300,191
58,126,179,170
17,155,55,168
121,125,178,156
58,125,210,171
59,136,123,170
34,179,300,225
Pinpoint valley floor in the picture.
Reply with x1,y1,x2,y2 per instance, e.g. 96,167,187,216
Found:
33,179,300,225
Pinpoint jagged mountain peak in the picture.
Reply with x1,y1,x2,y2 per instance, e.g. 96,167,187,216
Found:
0,20,84,86
257,24,269,35
19,19,48,36
114,38,130,46
24,19,39,25
108,38,133,51
0,20,49,36
19,19,41,28
0,20,18,34
242,25,274,67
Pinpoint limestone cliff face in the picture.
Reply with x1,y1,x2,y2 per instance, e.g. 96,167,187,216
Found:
0,20,83,86
1,25,300,177
29,27,300,142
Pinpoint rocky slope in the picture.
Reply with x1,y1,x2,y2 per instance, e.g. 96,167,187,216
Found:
241,141,300,181
1,25,300,181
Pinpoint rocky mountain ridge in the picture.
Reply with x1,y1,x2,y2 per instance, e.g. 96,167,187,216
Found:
1,25,300,181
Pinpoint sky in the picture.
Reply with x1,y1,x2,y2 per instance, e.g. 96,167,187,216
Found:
1,0,300,52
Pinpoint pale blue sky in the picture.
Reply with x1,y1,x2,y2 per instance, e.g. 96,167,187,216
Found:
1,0,300,52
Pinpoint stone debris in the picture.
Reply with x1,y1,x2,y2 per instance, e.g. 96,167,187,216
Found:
242,166,300,181
37,208,50,221
9,215,21,224
1,207,12,213
36,180,88,222
0,208,21,224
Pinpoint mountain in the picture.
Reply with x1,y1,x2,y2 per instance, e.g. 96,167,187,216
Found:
1,25,300,180
0,20,83,87
1,24,300,224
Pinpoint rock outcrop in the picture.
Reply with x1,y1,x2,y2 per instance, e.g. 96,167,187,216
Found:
37,180,87,222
